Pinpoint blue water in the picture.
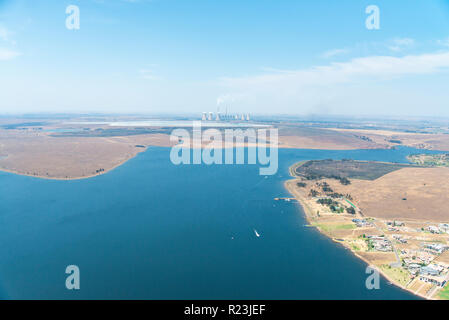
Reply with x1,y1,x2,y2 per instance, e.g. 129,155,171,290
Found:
0,146,439,299
43,128,83,133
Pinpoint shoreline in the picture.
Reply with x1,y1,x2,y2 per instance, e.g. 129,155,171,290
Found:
0,145,397,181
283,165,429,300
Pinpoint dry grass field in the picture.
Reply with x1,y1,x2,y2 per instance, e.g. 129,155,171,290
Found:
0,129,172,179
327,128,449,151
324,167,449,222
277,126,388,150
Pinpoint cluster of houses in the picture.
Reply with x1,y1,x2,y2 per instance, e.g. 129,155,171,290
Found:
387,221,405,227
402,244,448,267
402,258,448,287
402,249,435,265
367,235,392,252
419,263,448,288
352,219,372,228
360,219,449,289
405,263,423,276
386,221,406,232
422,243,449,255
427,223,449,234
392,234,408,244
401,244,449,287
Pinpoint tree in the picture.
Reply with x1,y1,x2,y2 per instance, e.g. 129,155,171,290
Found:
346,207,356,214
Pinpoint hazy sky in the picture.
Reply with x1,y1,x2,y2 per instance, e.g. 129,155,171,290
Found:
1,0,449,116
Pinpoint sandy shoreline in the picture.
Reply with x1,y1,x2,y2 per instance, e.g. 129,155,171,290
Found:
283,167,429,300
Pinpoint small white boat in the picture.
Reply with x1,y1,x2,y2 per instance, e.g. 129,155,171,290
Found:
254,229,260,237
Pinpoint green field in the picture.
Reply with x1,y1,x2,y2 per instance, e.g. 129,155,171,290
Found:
379,265,410,287
438,283,449,300
311,223,355,233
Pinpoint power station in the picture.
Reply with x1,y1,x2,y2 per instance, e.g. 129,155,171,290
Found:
201,111,250,122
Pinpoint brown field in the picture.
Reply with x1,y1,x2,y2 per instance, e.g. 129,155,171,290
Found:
277,126,388,150
327,128,449,151
355,252,397,265
409,279,434,296
435,251,449,265
0,129,173,179
324,167,449,222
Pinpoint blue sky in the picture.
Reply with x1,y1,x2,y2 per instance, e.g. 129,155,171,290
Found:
1,0,449,116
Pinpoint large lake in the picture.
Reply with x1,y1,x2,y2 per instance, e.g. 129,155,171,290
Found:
0,146,434,299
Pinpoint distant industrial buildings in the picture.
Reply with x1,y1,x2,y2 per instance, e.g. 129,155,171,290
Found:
201,112,250,122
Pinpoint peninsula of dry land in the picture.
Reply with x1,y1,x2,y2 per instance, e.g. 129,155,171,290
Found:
285,158,449,300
